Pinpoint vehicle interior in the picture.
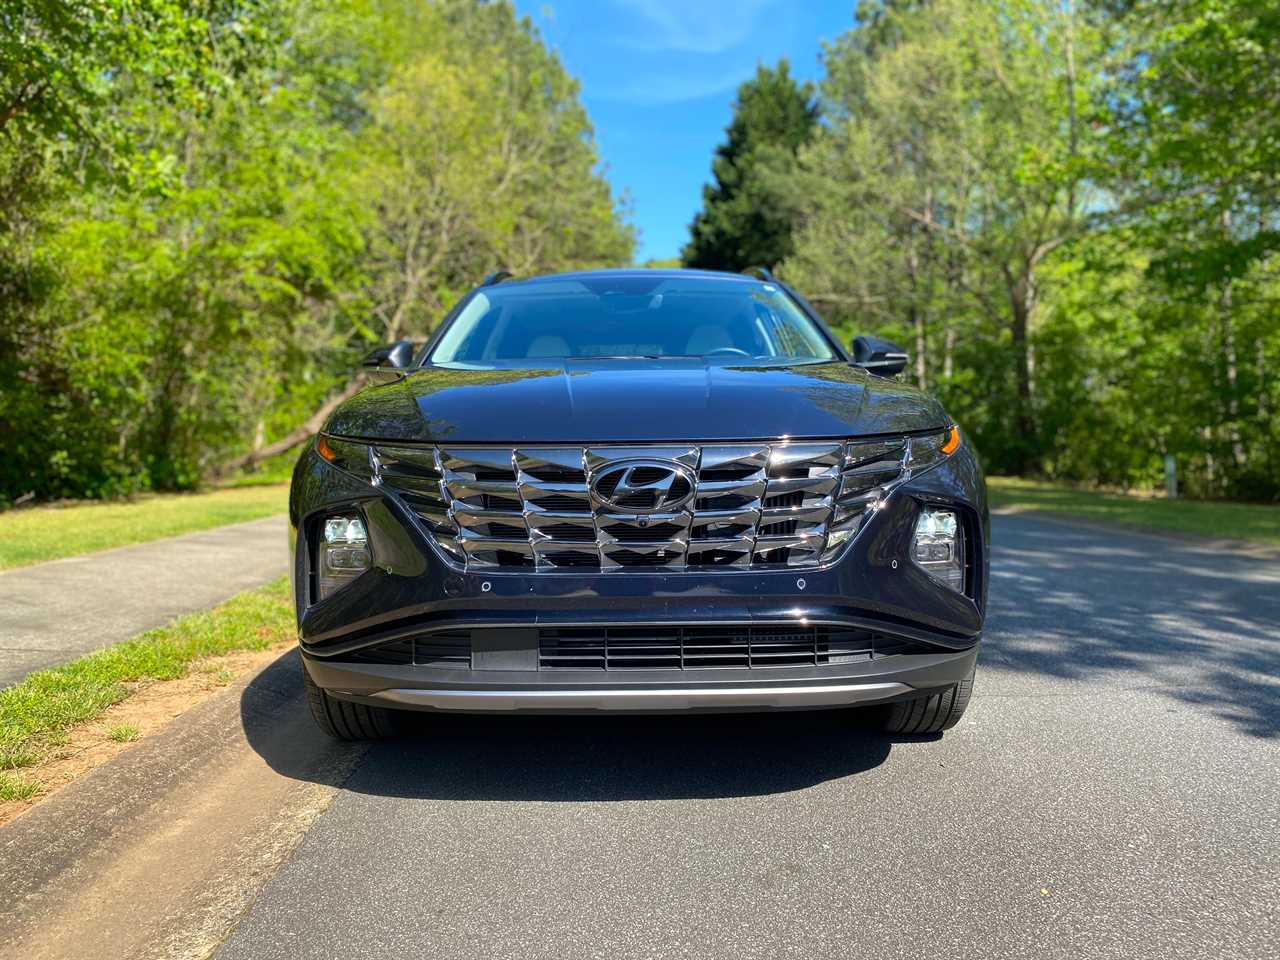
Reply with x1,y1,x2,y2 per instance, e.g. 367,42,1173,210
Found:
429,280,837,364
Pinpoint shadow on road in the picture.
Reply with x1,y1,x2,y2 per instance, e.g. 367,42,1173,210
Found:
987,514,1280,738
241,651,899,801
241,513,1279,809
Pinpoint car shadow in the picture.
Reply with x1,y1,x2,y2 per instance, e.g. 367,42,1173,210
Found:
241,649,899,801
241,512,1280,811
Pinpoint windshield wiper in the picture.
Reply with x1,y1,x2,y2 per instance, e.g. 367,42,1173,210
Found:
572,354,680,360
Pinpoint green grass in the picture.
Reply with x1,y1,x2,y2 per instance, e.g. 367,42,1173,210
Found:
0,483,289,570
0,578,294,782
988,476,1280,547
0,772,42,802
107,724,140,743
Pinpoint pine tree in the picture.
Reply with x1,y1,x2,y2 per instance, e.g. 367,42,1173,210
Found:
681,60,819,271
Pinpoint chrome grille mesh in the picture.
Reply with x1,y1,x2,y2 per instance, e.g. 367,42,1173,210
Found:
360,439,914,572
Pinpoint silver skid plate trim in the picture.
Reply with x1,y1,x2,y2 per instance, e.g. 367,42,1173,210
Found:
366,681,911,712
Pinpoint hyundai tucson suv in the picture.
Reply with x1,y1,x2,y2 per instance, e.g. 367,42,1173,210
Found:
290,269,987,739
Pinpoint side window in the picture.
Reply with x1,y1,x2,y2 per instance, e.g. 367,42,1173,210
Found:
451,308,502,362
432,293,491,362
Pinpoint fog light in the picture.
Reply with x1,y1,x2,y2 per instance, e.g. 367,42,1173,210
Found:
318,514,370,600
912,506,964,592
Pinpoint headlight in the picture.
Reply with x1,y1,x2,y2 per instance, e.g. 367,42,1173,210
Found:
316,435,375,481
912,505,964,592
907,425,960,476
317,514,371,599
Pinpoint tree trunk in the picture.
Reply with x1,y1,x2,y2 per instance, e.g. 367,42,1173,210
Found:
1257,338,1268,422
914,313,927,389
1008,270,1036,469
1219,211,1245,470
1063,0,1079,216
1202,425,1217,496
209,374,370,479
913,189,934,389
905,225,927,389
1220,288,1245,469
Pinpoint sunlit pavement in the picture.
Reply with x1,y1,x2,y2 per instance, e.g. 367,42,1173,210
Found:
0,517,288,688
216,514,1280,960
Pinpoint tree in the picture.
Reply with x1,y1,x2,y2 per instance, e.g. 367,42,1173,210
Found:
1104,0,1280,293
784,0,1102,472
1101,0,1280,496
350,0,633,347
2,2,232,139
0,0,291,498
0,0,635,500
682,60,819,271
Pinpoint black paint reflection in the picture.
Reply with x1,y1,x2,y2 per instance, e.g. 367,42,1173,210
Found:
323,360,950,444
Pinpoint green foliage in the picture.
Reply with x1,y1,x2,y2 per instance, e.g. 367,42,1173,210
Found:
682,61,819,271
786,0,1103,473
0,772,41,802
1106,0,1280,292
107,723,140,743
352,0,634,339
774,0,1280,500
2,2,254,148
0,0,633,503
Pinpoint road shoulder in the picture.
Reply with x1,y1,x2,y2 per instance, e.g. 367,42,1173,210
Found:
0,650,360,960
989,503,1280,560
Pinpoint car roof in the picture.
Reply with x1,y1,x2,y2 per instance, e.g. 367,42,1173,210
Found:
492,268,762,289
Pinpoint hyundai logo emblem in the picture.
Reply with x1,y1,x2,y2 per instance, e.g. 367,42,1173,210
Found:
590,459,696,514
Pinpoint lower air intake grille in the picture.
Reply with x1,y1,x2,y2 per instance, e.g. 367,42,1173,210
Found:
339,627,935,669
538,625,886,671
344,631,471,667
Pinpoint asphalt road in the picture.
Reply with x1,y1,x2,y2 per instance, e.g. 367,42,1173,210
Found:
202,513,1274,959
0,516,288,687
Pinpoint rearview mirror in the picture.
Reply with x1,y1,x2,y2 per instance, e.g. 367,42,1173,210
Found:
850,336,908,377
362,340,415,372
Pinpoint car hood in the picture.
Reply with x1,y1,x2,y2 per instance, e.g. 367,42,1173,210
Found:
324,359,949,444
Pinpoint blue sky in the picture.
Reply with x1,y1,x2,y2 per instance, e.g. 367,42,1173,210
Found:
510,1,857,264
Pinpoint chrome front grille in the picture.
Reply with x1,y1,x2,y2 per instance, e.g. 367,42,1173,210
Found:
345,437,916,572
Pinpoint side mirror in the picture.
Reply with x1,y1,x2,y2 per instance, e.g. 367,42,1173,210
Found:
362,340,415,373
850,335,908,377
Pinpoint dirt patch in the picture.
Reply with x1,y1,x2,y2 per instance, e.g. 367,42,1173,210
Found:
0,649,364,960
0,643,293,828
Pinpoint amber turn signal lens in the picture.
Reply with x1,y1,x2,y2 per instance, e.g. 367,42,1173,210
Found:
941,425,961,456
316,434,338,462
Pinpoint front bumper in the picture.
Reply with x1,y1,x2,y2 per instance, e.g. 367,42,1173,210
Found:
289,438,988,714
304,643,978,714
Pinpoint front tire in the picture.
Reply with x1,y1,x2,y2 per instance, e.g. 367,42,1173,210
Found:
303,667,398,740
882,668,975,735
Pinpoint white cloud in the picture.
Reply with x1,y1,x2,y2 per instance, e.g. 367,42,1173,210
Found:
611,0,778,54
595,66,755,104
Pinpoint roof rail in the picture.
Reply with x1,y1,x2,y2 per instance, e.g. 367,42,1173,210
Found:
481,271,514,287
741,266,775,282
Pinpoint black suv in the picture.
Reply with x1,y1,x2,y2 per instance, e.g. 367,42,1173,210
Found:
290,270,987,739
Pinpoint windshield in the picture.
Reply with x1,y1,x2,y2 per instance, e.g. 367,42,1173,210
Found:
428,275,838,365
